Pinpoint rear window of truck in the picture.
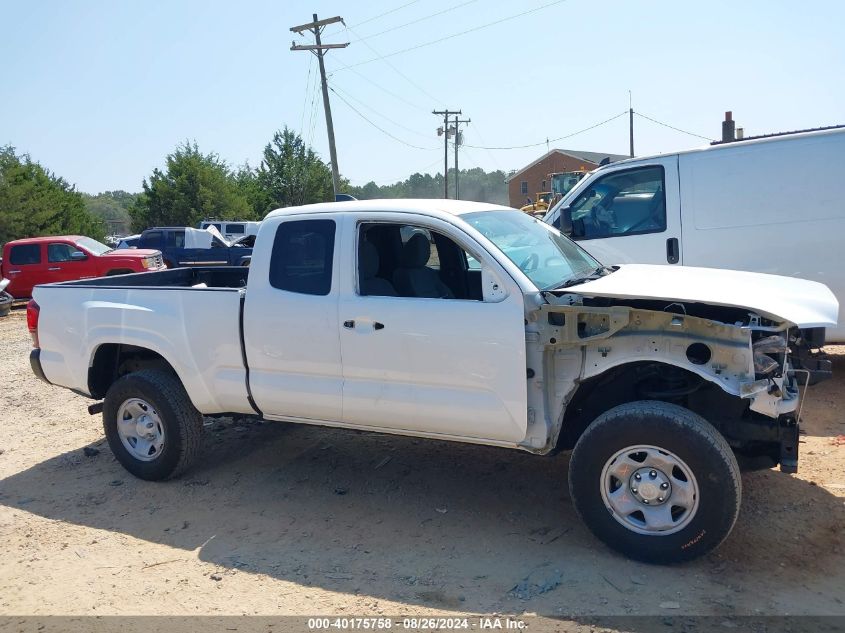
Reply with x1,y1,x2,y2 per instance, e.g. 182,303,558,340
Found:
9,244,41,265
269,219,335,295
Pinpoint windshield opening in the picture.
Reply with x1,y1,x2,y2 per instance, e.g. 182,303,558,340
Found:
75,237,112,255
462,210,599,290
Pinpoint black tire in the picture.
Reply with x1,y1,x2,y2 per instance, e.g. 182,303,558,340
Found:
103,369,204,481
568,400,741,564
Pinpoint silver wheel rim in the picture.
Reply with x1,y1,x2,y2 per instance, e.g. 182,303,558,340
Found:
116,398,165,462
600,444,699,536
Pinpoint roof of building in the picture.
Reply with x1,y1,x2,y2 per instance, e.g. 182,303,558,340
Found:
506,148,630,182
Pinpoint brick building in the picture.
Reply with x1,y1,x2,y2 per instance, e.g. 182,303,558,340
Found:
506,148,628,208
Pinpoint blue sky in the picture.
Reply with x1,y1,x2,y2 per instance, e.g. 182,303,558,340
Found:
2,0,843,193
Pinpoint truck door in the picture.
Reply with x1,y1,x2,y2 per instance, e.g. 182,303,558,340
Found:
559,157,682,265
337,213,528,443
242,216,343,422
44,242,94,284
3,242,46,298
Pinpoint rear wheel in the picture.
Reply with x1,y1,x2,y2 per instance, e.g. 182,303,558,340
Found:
103,369,203,480
568,401,741,563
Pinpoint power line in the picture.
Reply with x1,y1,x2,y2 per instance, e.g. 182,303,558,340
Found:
345,25,444,107
634,112,714,141
339,0,570,70
329,87,439,151
325,58,431,113
298,55,314,140
463,111,628,150
350,0,479,42
328,81,433,139
341,0,423,31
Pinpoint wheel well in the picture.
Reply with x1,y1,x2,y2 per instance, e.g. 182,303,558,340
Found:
106,269,133,276
556,361,719,451
88,344,177,399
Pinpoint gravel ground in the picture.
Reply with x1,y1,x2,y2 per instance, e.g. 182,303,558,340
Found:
1,308,844,625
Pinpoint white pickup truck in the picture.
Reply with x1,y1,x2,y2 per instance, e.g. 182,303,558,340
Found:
28,199,838,563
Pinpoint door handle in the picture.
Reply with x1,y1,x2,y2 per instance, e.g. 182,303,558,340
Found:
373,322,385,331
666,238,680,264
48,267,61,271
343,320,355,329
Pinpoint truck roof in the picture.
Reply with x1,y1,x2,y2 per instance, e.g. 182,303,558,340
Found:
5,235,85,245
264,198,513,220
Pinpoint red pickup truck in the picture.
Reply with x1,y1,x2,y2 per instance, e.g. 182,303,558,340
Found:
1,236,164,298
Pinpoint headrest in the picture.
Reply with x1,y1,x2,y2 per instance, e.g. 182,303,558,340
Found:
400,233,431,267
359,240,379,279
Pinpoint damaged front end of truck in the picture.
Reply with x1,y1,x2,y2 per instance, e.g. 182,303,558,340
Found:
519,265,839,474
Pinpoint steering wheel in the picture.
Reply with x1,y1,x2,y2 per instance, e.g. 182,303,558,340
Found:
518,253,539,272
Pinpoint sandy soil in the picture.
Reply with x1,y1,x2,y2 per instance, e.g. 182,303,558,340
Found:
1,308,844,622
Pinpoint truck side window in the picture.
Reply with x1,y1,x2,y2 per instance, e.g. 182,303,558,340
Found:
568,166,666,239
269,219,336,296
9,244,41,265
358,223,482,300
48,243,78,262
227,224,245,235
142,231,163,249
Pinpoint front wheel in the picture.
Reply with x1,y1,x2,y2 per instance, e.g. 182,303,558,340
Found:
568,401,741,563
103,369,204,481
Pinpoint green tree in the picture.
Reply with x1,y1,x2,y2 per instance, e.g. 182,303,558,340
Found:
0,145,105,245
129,141,252,232
83,190,137,235
256,127,334,212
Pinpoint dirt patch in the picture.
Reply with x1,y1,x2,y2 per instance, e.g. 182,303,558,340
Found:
1,309,844,619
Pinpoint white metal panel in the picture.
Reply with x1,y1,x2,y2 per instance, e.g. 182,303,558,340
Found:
570,264,839,329
242,214,344,421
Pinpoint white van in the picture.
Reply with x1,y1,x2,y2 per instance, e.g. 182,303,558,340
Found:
544,126,845,341
199,220,260,242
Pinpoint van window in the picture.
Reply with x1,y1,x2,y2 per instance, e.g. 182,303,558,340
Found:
9,244,41,265
568,166,666,239
226,224,245,235
269,219,335,295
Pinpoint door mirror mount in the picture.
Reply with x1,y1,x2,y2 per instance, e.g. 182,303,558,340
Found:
481,265,509,303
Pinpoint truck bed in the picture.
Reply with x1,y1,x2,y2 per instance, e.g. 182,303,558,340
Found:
48,266,249,290
32,267,253,415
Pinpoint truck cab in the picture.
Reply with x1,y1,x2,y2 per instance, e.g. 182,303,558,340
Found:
138,227,252,268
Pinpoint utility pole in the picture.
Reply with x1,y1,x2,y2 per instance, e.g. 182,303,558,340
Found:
291,14,349,198
433,109,461,199
453,115,470,200
628,90,635,158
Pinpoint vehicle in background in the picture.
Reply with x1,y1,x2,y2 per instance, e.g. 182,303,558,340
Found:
28,199,838,563
115,234,141,250
550,170,589,198
519,191,554,216
199,220,260,242
0,236,164,299
138,227,252,268
0,278,12,317
544,126,845,342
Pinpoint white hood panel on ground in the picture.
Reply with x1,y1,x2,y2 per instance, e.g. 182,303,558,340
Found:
570,264,839,329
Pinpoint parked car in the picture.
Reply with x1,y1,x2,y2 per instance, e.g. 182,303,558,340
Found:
137,227,252,268
28,200,838,563
115,234,141,250
199,220,260,243
0,235,165,299
543,126,845,342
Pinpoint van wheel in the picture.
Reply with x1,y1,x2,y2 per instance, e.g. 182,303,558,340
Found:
568,401,741,563
103,369,204,481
